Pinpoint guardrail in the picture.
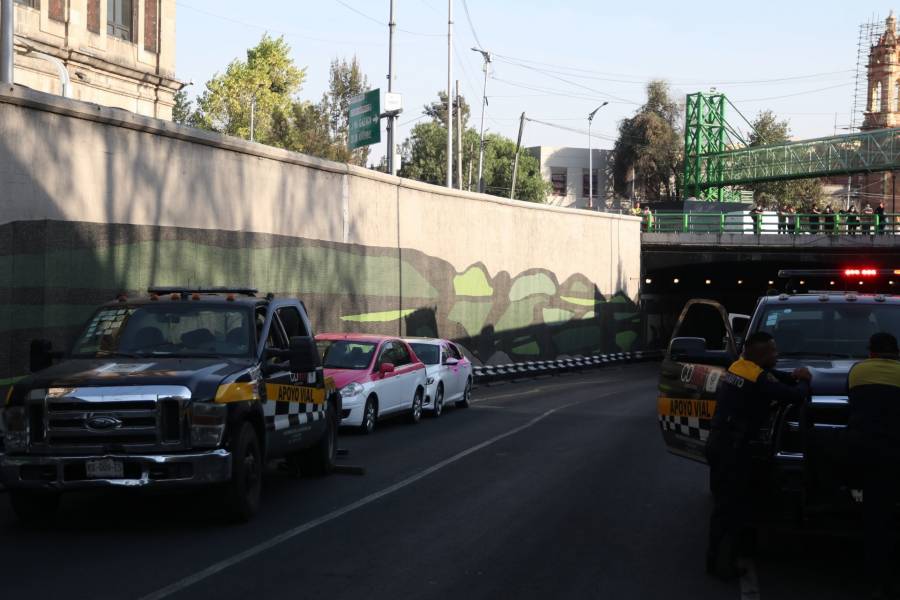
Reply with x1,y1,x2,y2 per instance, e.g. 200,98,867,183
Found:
645,212,900,235
472,350,664,384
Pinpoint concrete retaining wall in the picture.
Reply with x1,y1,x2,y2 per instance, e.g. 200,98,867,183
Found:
0,85,642,381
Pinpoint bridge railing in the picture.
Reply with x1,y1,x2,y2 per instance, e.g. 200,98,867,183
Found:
645,212,900,235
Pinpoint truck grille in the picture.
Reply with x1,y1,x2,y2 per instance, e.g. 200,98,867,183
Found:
27,386,191,453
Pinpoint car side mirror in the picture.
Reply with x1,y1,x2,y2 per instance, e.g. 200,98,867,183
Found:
379,362,396,376
668,337,708,363
289,336,320,373
444,357,459,366
29,339,55,373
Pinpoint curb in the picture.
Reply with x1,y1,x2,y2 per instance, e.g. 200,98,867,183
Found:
472,350,664,384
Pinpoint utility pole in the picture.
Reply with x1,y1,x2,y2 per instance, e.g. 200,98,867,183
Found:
446,0,453,188
510,112,526,200
587,102,608,210
386,0,397,175
1,0,13,84
456,79,463,189
472,47,491,193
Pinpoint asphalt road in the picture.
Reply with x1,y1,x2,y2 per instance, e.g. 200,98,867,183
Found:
0,364,874,599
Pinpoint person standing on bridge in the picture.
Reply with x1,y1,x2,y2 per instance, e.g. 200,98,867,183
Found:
847,333,900,600
810,205,821,234
863,203,875,235
824,205,836,235
786,206,798,235
848,205,860,235
706,332,812,580
875,201,886,235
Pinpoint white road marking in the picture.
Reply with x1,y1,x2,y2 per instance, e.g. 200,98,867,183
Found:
474,377,614,403
137,401,583,600
738,558,761,600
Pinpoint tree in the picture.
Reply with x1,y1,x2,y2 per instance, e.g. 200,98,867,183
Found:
399,92,548,202
192,35,306,143
748,110,824,209
172,90,192,125
612,80,683,202
423,91,471,130
319,57,371,165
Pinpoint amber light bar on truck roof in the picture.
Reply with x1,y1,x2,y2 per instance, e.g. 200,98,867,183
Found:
778,269,900,279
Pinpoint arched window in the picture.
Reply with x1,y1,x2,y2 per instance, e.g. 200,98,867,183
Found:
872,81,883,112
894,80,900,112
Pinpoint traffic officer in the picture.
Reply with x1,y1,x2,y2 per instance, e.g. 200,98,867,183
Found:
847,332,900,600
706,331,812,579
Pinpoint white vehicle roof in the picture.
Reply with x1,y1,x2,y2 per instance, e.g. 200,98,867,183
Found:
402,337,446,346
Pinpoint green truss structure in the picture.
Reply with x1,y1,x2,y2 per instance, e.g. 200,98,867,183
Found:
683,91,900,199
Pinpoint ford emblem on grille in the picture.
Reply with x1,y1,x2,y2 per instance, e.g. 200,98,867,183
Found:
86,415,123,431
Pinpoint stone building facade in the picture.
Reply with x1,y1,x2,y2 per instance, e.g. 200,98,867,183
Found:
2,0,179,119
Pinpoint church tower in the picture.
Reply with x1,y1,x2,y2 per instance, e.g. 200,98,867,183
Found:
863,12,900,130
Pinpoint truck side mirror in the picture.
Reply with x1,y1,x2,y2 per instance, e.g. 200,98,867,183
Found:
668,337,708,363
29,339,54,372
289,336,321,373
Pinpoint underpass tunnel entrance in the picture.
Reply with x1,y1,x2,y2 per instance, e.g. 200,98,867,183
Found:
640,257,900,350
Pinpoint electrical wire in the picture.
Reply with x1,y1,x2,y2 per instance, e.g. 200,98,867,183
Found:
461,0,485,50
333,0,444,37
733,83,853,103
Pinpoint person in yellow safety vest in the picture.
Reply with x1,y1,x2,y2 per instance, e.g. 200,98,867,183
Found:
847,332,900,600
641,206,654,232
705,332,812,579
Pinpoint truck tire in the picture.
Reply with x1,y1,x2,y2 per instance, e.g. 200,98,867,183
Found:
10,490,60,524
408,389,423,424
223,421,262,523
455,379,472,408
296,401,337,477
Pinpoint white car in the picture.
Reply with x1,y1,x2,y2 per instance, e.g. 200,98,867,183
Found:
405,338,473,417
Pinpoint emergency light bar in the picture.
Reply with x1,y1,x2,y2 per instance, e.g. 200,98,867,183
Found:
778,269,899,279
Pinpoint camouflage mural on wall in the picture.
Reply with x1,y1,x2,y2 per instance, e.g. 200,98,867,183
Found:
0,220,642,383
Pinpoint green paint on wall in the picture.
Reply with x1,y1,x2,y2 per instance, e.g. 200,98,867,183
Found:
0,242,440,300
567,280,592,294
511,341,540,355
561,296,597,307
447,300,493,338
453,266,493,297
616,331,638,351
553,326,602,354
496,296,546,332
508,272,556,302
340,309,416,323
582,311,595,320
542,308,574,324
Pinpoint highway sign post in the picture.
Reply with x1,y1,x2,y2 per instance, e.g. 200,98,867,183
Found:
349,89,381,150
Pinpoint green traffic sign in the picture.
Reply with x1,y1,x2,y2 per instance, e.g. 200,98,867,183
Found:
349,89,381,150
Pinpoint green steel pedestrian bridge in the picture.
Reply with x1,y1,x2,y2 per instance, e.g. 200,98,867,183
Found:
683,92,900,199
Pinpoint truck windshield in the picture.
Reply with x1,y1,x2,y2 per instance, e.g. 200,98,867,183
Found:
756,303,900,359
71,304,253,358
408,343,440,365
317,340,377,370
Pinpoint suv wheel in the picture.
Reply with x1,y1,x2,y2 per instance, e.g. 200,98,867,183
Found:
223,421,262,523
360,396,377,435
296,400,337,477
455,379,472,408
408,389,423,424
431,384,444,418
10,490,60,524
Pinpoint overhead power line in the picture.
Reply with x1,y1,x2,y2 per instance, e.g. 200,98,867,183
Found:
461,0,485,50
333,0,444,36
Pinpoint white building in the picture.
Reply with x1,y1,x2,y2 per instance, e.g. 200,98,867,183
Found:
527,146,612,209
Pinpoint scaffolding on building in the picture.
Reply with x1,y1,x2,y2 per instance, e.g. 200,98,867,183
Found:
851,15,884,132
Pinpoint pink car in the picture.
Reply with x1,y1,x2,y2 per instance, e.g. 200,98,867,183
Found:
315,334,427,434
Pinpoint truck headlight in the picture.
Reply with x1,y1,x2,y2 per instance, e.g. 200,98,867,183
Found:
340,382,364,398
190,402,227,448
2,406,28,451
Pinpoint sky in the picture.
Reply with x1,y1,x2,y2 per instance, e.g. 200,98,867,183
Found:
176,1,892,164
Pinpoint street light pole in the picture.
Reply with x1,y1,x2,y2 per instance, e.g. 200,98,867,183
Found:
587,102,608,210
446,0,453,188
387,0,397,175
472,47,491,194
1,0,14,84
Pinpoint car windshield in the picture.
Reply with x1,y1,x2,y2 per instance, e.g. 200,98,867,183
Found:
71,304,253,358
756,303,900,359
318,340,377,370
409,343,440,365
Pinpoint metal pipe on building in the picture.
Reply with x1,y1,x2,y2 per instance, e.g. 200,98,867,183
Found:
25,50,72,98
1,0,14,85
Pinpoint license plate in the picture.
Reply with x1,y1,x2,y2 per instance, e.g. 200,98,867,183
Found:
85,458,124,479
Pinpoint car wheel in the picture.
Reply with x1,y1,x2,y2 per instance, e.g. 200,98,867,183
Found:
223,421,263,523
359,396,377,435
10,490,60,524
296,400,337,477
431,384,444,418
408,389,423,424
455,378,471,408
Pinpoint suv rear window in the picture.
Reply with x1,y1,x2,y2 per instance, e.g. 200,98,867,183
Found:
756,303,900,359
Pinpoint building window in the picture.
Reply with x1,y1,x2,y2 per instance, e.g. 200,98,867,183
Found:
13,0,40,9
871,81,882,113
87,0,100,33
550,168,567,196
582,169,599,199
107,0,134,42
144,0,158,53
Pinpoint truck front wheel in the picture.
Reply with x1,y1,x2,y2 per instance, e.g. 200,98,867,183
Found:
223,421,262,523
295,401,337,477
10,490,60,524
